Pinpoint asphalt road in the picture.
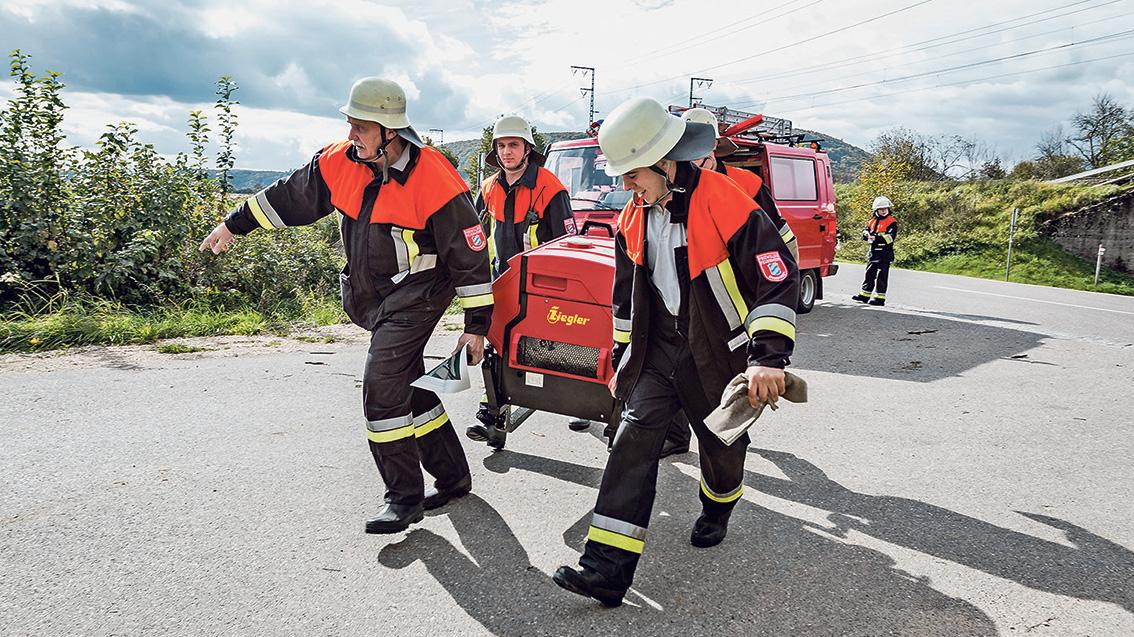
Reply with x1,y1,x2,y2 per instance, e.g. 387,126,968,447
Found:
2,264,1132,636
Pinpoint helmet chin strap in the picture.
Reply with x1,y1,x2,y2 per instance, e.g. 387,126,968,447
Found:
633,163,685,208
358,125,398,183
503,145,531,177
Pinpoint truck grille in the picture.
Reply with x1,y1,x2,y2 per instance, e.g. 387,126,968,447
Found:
516,337,600,379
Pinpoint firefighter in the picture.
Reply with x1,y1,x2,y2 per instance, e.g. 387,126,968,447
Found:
465,115,585,447
657,108,799,459
552,97,799,607
198,77,492,534
681,107,799,262
851,196,898,306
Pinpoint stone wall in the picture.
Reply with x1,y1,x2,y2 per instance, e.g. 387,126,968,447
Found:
1046,190,1134,272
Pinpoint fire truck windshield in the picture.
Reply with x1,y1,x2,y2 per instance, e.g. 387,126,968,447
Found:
544,146,631,211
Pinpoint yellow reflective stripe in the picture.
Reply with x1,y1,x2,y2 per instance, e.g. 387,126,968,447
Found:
459,293,493,309
701,480,743,504
528,224,539,251
415,412,449,438
613,329,631,344
402,228,420,266
587,526,645,554
367,425,415,443
247,197,275,230
717,259,749,322
749,316,796,341
873,293,886,300
779,226,795,243
882,233,894,244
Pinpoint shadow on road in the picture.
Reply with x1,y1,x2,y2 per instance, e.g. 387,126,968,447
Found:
795,303,1047,382
747,448,1134,614
378,449,999,636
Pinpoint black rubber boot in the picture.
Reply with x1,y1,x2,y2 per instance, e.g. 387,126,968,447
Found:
466,407,507,450
552,566,626,607
868,297,886,306
422,474,472,511
690,507,732,548
851,293,871,303
365,503,424,534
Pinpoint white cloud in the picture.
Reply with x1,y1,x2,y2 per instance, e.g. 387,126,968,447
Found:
3,0,1133,169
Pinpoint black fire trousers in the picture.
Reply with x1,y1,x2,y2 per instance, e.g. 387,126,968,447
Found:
860,258,892,297
363,303,470,506
579,327,750,590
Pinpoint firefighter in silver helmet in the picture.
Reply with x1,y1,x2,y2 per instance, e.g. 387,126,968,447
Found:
199,77,491,534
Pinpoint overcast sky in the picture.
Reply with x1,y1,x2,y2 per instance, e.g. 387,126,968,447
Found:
3,0,1133,171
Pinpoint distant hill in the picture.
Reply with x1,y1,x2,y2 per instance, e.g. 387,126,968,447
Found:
211,169,289,194
223,129,869,193
796,129,870,183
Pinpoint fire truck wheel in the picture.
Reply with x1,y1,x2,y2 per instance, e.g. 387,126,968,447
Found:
796,269,817,314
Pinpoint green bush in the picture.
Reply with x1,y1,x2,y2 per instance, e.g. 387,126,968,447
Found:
0,50,344,321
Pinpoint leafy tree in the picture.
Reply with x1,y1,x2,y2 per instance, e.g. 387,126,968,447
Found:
214,76,239,200
0,50,71,294
977,158,1006,180
424,136,459,169
1067,93,1131,168
868,128,941,181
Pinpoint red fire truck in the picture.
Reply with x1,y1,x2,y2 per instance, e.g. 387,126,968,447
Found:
542,104,839,313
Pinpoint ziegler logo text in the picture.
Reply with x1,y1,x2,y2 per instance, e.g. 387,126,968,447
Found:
547,306,591,327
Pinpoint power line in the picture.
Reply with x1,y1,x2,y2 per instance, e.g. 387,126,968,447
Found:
732,28,1134,108
772,50,1134,114
724,0,1122,87
504,0,824,119
724,7,1134,103
599,0,936,100
623,0,825,65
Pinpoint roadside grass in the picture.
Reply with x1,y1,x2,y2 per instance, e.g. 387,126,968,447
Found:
836,236,1134,297
1,294,347,354
911,239,1134,296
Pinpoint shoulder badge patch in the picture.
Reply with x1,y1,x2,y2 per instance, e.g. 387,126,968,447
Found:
756,251,789,282
564,217,578,235
463,225,487,252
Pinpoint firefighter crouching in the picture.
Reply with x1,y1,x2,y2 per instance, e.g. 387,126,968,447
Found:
658,107,801,459
198,77,492,534
852,195,898,306
552,97,800,607
465,115,585,448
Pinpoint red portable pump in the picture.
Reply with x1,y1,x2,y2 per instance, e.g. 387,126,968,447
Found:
479,224,621,447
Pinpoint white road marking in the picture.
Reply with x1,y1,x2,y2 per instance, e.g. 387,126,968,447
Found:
935,287,1134,316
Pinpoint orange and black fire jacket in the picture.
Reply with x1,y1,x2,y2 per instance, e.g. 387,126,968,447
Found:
224,143,492,334
476,162,574,277
611,162,800,404
864,214,898,261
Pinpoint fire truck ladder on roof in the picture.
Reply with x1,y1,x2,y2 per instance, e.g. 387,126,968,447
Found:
668,104,793,140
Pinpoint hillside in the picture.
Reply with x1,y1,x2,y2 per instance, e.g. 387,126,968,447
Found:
797,129,870,182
